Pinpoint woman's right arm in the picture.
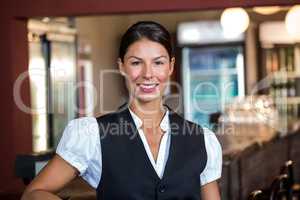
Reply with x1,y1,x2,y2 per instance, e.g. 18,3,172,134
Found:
22,117,99,200
21,154,79,200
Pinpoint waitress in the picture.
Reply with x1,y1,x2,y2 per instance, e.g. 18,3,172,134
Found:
22,21,222,200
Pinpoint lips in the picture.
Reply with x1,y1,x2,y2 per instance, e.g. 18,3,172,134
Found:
137,83,159,93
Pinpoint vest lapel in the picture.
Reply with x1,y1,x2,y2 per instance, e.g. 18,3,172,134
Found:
117,106,161,182
116,104,186,182
162,110,185,180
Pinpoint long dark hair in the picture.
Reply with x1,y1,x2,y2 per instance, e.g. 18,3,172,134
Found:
119,21,174,62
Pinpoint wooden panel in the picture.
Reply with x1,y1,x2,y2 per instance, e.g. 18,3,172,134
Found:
288,132,300,183
220,156,241,200
239,138,289,199
219,160,230,200
229,157,241,200
12,0,300,18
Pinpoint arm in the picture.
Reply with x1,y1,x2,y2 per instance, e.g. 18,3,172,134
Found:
200,128,222,200
21,154,79,200
201,181,221,200
21,117,99,200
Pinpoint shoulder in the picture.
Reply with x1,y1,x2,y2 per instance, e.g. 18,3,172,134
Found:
169,112,221,153
200,127,222,185
65,116,98,135
96,111,120,124
168,112,206,151
56,117,100,175
69,116,97,124
202,127,222,167
202,127,221,149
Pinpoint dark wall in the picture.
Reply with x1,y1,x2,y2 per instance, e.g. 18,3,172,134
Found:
0,2,32,193
0,0,298,194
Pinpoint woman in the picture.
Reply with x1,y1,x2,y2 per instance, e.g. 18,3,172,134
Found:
21,21,222,200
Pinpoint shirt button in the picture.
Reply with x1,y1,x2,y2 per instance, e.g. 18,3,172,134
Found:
159,185,166,193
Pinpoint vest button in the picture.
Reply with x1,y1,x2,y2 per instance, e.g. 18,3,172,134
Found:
159,185,166,193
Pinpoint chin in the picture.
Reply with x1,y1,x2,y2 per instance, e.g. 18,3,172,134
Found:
136,93,161,103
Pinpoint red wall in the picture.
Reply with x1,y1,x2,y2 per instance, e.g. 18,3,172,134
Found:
0,0,299,194
11,0,299,17
0,2,32,193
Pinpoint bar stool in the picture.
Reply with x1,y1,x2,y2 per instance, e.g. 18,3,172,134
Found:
269,174,291,200
280,160,300,200
280,160,294,186
248,190,266,200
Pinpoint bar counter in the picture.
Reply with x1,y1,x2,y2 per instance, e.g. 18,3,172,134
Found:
219,129,300,200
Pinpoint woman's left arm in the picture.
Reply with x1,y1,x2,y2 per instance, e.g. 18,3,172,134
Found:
201,181,221,200
200,127,222,200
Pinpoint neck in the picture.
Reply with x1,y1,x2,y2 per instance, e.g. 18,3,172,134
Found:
129,98,166,127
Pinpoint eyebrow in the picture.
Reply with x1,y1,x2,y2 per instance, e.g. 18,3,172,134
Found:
127,56,168,60
153,56,168,60
127,56,142,60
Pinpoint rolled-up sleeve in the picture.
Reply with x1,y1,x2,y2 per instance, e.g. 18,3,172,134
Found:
200,127,222,186
56,117,99,178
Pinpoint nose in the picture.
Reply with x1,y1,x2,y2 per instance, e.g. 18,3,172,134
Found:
142,63,153,79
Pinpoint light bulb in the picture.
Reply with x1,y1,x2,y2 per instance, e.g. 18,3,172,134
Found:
253,6,281,15
285,5,300,39
220,7,250,38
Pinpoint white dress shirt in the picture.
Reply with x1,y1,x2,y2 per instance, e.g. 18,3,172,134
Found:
56,108,222,189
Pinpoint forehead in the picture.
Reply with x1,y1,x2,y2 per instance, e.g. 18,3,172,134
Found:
125,38,169,59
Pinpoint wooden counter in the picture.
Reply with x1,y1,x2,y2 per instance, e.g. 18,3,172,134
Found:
219,130,300,200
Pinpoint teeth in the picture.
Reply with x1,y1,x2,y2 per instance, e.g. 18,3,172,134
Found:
139,83,158,89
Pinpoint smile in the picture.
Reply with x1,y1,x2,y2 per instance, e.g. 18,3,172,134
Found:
137,83,159,93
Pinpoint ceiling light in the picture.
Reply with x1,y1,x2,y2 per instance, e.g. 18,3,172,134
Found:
220,7,250,38
253,6,281,15
285,5,300,39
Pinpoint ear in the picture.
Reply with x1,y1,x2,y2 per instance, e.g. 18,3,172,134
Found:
168,57,175,76
117,58,126,76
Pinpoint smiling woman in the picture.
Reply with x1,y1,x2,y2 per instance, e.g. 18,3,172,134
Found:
117,21,175,104
118,38,174,102
21,21,222,200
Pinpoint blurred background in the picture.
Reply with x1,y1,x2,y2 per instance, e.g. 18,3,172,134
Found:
1,0,300,199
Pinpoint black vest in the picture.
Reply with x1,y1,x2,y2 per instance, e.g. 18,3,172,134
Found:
96,105,207,200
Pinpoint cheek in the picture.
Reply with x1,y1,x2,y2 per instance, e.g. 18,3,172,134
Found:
126,68,141,82
155,68,170,82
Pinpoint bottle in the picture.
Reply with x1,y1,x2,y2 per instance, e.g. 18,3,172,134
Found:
294,103,298,119
287,79,296,97
274,76,281,98
287,46,294,72
269,78,276,98
271,49,279,72
281,77,288,98
279,47,286,72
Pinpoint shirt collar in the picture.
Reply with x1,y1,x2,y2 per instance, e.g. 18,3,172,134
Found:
128,106,170,133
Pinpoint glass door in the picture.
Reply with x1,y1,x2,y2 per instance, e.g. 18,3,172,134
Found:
43,34,78,148
182,45,245,127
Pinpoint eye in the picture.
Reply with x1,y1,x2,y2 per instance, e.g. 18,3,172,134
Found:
154,61,164,65
131,61,141,66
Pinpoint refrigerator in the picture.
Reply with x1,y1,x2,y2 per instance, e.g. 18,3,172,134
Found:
15,20,79,184
178,21,246,127
28,19,78,151
44,33,78,148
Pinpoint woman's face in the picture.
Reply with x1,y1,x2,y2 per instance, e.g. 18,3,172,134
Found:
118,38,175,103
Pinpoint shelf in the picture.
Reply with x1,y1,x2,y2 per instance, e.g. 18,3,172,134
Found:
273,96,300,104
270,71,300,79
